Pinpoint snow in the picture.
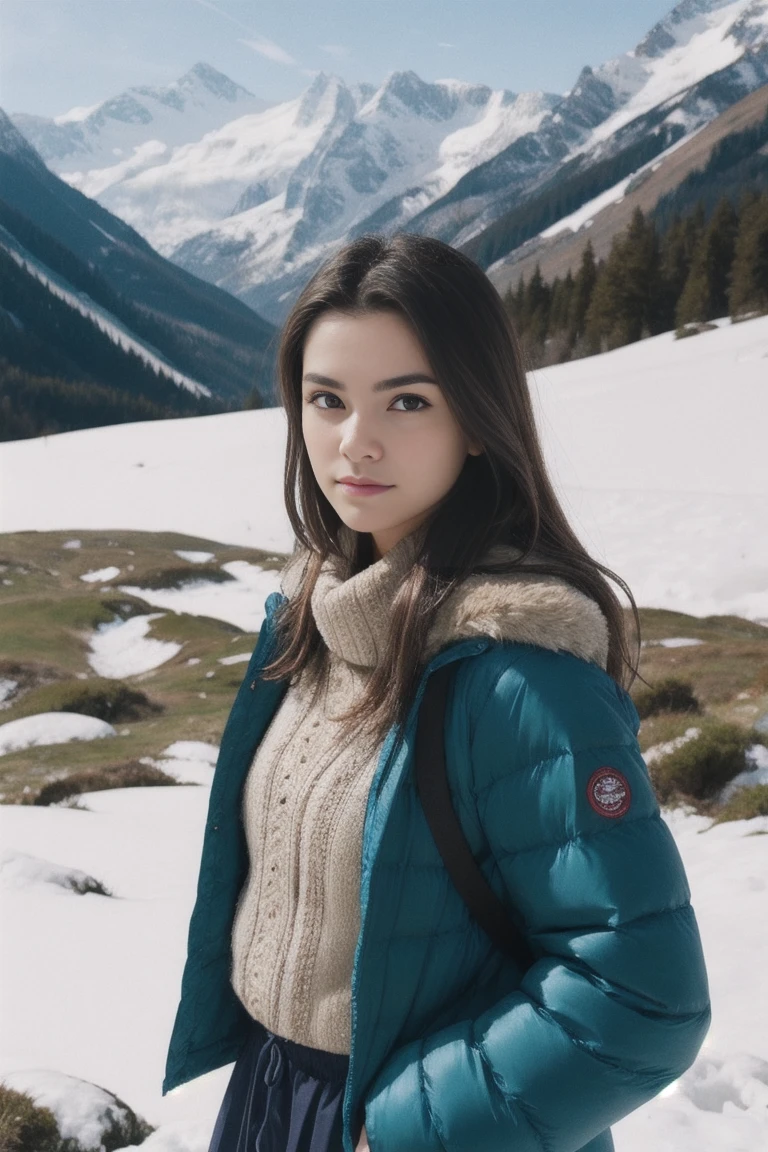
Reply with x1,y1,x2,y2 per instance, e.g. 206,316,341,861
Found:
719,744,768,803
21,62,268,183
583,1,758,150
119,560,281,632
0,712,116,757
0,406,290,555
217,653,251,665
53,102,102,124
62,538,82,549
174,550,214,564
642,638,706,648
538,174,635,239
2,314,767,624
88,614,182,679
138,741,220,786
0,678,18,705
80,565,121,583
0,851,109,895
162,741,218,766
0,775,766,1147
644,727,703,766
0,1068,144,1148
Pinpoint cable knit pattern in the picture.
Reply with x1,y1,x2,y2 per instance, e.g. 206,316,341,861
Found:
230,521,610,1053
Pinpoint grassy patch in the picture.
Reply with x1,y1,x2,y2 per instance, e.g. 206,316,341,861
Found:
0,529,283,803
0,1084,60,1152
709,783,768,824
631,607,768,713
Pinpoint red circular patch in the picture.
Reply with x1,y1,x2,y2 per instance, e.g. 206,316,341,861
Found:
587,767,631,818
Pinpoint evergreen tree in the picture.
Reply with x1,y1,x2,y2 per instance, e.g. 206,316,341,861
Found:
567,241,597,347
729,191,768,318
549,269,574,334
584,209,662,350
675,197,738,327
659,205,706,328
518,264,551,365
707,197,738,317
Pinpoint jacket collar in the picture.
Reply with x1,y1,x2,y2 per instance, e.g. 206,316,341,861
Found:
278,522,609,671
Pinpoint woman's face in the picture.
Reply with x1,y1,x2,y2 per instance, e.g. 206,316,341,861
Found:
301,308,482,561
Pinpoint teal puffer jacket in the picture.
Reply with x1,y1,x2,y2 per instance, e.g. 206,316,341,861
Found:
163,589,711,1152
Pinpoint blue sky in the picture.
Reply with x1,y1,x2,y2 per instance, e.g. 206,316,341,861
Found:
2,0,676,117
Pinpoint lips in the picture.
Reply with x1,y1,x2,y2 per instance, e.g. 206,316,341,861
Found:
337,479,392,488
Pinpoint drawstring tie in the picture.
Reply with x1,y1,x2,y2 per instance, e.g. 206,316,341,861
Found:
263,1032,285,1086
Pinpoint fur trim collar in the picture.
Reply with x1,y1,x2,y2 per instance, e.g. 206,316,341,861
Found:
279,525,609,671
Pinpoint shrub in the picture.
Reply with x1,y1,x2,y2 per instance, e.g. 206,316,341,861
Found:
0,1084,59,1152
0,1077,155,1151
711,783,768,824
633,676,700,719
135,565,234,590
59,682,163,723
33,761,181,806
649,720,752,803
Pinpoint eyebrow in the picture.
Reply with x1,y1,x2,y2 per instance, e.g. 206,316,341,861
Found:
302,372,440,393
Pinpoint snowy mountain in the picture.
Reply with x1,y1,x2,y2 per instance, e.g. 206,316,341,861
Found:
422,0,768,257
11,66,559,322
175,0,768,319
10,62,270,189
8,1,768,325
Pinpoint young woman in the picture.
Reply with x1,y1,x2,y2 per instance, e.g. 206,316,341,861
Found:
163,233,711,1152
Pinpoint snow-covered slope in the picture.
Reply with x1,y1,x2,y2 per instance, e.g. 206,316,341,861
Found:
2,314,767,625
583,0,768,148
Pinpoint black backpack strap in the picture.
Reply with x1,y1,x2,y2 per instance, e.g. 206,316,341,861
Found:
415,661,536,971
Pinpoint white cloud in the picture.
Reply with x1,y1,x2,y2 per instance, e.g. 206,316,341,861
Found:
438,41,455,48
239,36,297,66
320,43,350,59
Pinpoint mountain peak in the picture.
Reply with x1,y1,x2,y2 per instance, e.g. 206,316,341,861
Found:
179,62,255,103
369,69,492,120
635,0,751,59
295,72,352,128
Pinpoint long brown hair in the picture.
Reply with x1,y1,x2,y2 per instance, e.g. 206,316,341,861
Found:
260,232,642,750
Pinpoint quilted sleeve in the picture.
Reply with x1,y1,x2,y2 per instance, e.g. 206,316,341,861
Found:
363,650,712,1152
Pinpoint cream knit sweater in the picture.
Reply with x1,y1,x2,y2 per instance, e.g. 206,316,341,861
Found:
230,521,610,1054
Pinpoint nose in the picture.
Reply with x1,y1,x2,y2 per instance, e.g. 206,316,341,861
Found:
338,413,383,460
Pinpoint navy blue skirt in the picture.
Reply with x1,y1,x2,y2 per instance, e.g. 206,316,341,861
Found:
208,1017,351,1152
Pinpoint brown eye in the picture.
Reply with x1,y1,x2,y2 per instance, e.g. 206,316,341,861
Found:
307,392,430,412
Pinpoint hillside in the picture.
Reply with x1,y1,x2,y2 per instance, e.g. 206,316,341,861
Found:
0,110,278,412
486,83,768,294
